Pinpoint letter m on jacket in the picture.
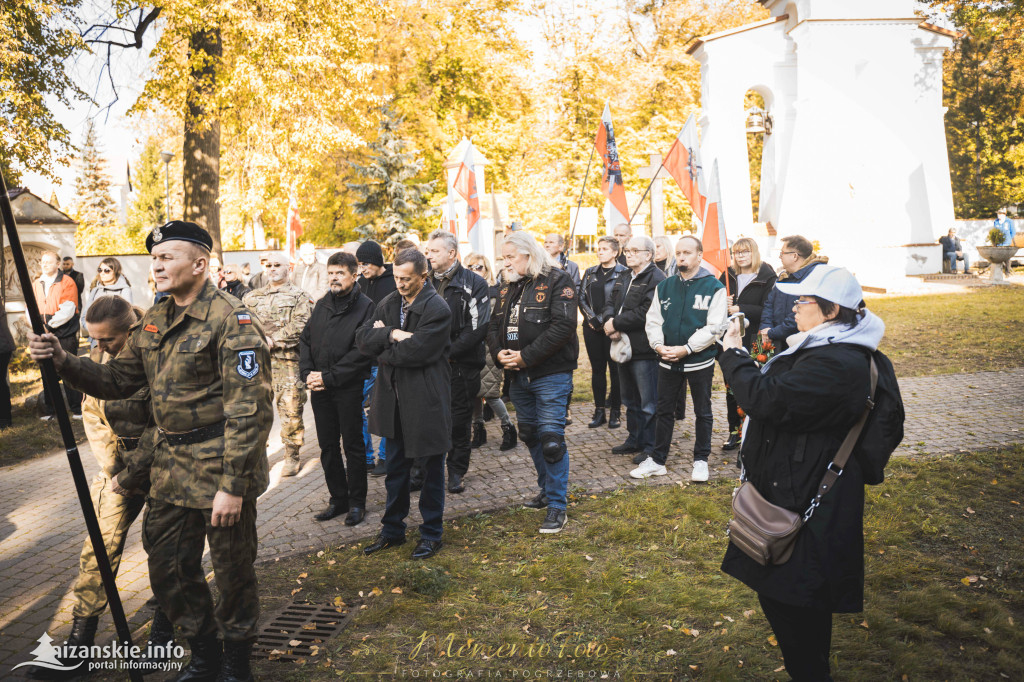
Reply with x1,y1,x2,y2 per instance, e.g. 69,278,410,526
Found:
693,295,711,311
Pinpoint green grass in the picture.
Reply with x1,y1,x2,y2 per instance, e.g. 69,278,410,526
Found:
252,447,1024,680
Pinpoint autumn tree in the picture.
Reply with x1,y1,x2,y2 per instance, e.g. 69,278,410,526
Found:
346,107,436,242
71,121,134,255
0,0,87,185
126,138,170,239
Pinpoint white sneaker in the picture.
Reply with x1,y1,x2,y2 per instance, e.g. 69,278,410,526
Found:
691,460,709,482
630,457,668,479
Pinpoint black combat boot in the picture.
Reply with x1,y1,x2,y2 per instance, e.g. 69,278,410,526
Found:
587,408,606,428
608,408,621,429
215,640,253,682
26,615,97,680
499,423,517,451
173,634,221,682
135,608,175,673
471,422,486,448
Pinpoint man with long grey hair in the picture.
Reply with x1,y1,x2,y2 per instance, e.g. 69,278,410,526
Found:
487,232,578,534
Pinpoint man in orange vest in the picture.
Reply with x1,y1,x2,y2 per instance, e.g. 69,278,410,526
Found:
34,250,82,417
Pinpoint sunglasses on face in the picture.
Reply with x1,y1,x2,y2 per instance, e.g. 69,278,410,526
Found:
468,264,486,272
99,267,112,273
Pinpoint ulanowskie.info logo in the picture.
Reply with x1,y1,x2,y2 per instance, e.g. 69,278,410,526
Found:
12,632,185,674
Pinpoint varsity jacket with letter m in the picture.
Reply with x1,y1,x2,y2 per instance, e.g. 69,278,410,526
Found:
645,267,727,372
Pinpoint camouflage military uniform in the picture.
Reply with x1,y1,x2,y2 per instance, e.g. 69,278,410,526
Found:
243,283,313,475
60,279,274,643
73,346,154,619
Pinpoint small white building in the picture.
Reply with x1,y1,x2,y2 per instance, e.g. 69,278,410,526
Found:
3,189,79,340
687,0,957,286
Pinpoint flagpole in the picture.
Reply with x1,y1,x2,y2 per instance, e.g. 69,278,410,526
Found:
0,170,144,682
567,141,597,255
628,157,668,228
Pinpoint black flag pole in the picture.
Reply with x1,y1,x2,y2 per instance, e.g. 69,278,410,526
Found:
0,171,144,682
567,141,597,256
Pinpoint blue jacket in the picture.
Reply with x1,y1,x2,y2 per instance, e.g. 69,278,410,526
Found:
995,217,1016,244
759,258,828,348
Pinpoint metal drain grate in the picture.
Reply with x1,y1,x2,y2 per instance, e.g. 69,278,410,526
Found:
254,600,359,661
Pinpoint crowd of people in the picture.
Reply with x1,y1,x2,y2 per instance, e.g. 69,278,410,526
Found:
22,218,888,681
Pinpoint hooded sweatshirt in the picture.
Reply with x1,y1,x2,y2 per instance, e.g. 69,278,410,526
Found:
645,267,728,372
760,309,886,375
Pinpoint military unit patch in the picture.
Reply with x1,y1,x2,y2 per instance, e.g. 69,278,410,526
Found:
236,313,252,325
236,350,260,379
144,324,159,333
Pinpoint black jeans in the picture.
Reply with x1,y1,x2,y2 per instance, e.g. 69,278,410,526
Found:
652,365,714,465
381,411,445,542
43,335,82,414
758,593,834,682
582,325,620,410
310,386,368,508
0,351,11,426
447,364,481,477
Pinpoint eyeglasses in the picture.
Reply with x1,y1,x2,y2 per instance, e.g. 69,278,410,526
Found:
98,267,112,273
780,251,798,257
623,249,651,256
732,250,752,256
794,298,817,306
468,264,486,272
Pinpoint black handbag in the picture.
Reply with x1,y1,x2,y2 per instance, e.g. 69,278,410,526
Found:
728,359,878,566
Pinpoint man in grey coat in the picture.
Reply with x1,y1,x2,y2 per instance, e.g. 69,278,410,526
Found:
356,248,452,560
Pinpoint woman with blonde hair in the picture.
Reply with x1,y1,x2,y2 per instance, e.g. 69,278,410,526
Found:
718,237,776,451
464,252,517,450
653,235,677,277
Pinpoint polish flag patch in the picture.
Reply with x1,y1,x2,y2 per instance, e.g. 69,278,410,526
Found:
236,313,252,325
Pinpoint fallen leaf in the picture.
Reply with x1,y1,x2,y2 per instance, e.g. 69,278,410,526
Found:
714,621,722,627
454,613,463,621
522,625,530,633
291,588,302,596
665,649,677,656
723,645,730,652
860,621,869,629
984,627,993,634
302,623,317,630
775,666,786,673
723,615,734,623
768,635,778,647
391,587,403,594
966,507,975,514
327,560,336,566
962,575,979,585
369,587,383,597
743,610,755,619
1009,617,1015,626
662,625,673,631
539,577,546,582
289,639,302,647
298,572,308,579
317,550,324,557
333,597,345,606
689,665,698,671
310,645,320,656
991,479,998,485
690,629,700,637
585,555,594,561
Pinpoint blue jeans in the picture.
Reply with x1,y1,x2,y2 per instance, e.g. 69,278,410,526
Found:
362,366,387,464
509,371,572,511
617,358,659,453
945,251,969,273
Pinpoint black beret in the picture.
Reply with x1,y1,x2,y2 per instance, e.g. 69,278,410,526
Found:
146,221,214,253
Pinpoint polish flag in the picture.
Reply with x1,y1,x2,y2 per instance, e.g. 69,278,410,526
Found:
286,195,303,260
662,114,706,218
700,160,729,278
595,103,631,229
452,142,480,236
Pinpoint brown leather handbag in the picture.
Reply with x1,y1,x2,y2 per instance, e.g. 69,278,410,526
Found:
728,359,878,566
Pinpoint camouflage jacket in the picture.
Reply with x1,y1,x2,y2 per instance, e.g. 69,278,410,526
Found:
242,283,314,362
60,280,274,509
81,346,155,486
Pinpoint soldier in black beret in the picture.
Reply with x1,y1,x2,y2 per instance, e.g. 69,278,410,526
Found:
145,220,215,253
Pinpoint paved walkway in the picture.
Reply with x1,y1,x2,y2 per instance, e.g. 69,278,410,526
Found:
2,367,1023,675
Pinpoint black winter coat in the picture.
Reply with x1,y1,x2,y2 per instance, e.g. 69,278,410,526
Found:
608,263,666,361
356,281,452,458
487,267,578,380
719,262,778,349
298,287,375,389
434,262,491,368
359,264,397,305
718,343,872,612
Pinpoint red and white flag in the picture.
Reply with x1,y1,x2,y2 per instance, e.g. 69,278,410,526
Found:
662,114,706,218
595,102,631,229
699,160,729,278
286,195,303,260
452,142,481,236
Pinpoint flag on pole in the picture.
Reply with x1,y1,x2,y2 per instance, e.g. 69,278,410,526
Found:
446,178,458,235
662,114,705,218
286,195,303,261
699,160,729,277
452,142,481,236
595,103,631,229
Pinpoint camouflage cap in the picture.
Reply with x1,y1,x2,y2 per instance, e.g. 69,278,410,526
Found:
146,220,213,253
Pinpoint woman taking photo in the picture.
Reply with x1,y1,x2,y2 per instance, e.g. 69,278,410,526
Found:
718,238,776,451
718,265,885,681
464,252,517,451
578,236,627,429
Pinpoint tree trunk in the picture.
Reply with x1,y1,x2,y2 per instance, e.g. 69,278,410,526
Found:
183,28,223,257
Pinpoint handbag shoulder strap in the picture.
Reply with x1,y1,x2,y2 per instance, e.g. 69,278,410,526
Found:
803,357,878,521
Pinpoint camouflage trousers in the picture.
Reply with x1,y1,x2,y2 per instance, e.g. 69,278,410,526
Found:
273,360,306,449
72,472,146,618
142,498,259,642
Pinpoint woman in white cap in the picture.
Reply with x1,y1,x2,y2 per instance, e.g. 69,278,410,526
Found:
717,265,885,681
